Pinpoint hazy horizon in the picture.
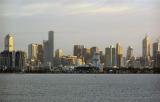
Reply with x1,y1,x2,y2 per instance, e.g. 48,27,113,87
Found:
0,0,160,57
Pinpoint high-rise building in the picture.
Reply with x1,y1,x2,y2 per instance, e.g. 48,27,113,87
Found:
143,35,151,57
153,40,160,59
104,45,116,68
43,31,54,66
28,43,43,65
48,31,54,63
73,45,84,58
153,40,160,68
28,43,38,60
126,46,134,60
91,47,99,58
43,40,49,64
142,35,151,66
55,49,64,58
83,48,91,64
15,51,27,70
5,34,14,52
116,43,123,68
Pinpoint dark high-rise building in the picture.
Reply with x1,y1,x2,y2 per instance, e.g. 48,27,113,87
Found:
73,45,84,58
0,51,15,69
15,51,26,70
43,31,54,67
104,45,116,68
153,40,160,68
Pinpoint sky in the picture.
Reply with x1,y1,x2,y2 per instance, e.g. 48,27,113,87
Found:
0,0,160,56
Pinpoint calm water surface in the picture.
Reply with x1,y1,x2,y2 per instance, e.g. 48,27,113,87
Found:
0,74,160,102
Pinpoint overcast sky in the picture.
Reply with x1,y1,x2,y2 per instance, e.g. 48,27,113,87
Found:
0,0,160,56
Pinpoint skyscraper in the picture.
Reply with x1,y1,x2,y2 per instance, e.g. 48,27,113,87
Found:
142,35,151,66
116,43,123,68
73,45,84,58
28,43,38,60
48,31,54,61
142,35,151,57
15,51,26,70
126,46,134,60
153,40,160,68
153,40,160,59
5,33,14,52
104,45,116,68
43,31,54,66
28,43,43,65
91,47,99,58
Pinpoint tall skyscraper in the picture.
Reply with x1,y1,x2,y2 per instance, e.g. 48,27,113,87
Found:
48,31,54,61
153,40,160,68
142,35,151,57
142,35,151,67
153,40,160,59
43,31,54,66
73,45,84,58
15,51,26,69
116,43,123,68
126,46,134,60
5,34,14,52
104,45,116,68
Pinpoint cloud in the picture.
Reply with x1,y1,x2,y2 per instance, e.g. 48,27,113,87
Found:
0,1,135,17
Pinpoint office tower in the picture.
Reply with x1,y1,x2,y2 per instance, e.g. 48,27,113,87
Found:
99,51,105,63
92,52,100,68
104,45,116,68
142,35,151,57
91,47,99,58
43,31,54,66
83,48,91,64
5,33,14,52
15,51,26,69
48,31,54,62
142,35,151,66
43,40,49,64
0,51,15,69
73,45,84,58
28,43,43,64
37,44,43,63
55,49,64,58
126,46,134,60
116,43,123,68
28,43,38,60
153,40,160,68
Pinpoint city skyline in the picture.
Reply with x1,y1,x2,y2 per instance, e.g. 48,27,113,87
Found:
0,0,160,56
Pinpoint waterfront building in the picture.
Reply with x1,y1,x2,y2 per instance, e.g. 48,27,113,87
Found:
55,49,64,58
73,45,84,58
104,45,116,68
92,52,100,68
116,43,123,68
142,35,152,67
15,51,27,70
28,43,43,65
0,51,15,69
153,40,160,68
126,46,134,60
43,31,54,67
83,48,91,64
5,33,14,52
90,47,99,58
